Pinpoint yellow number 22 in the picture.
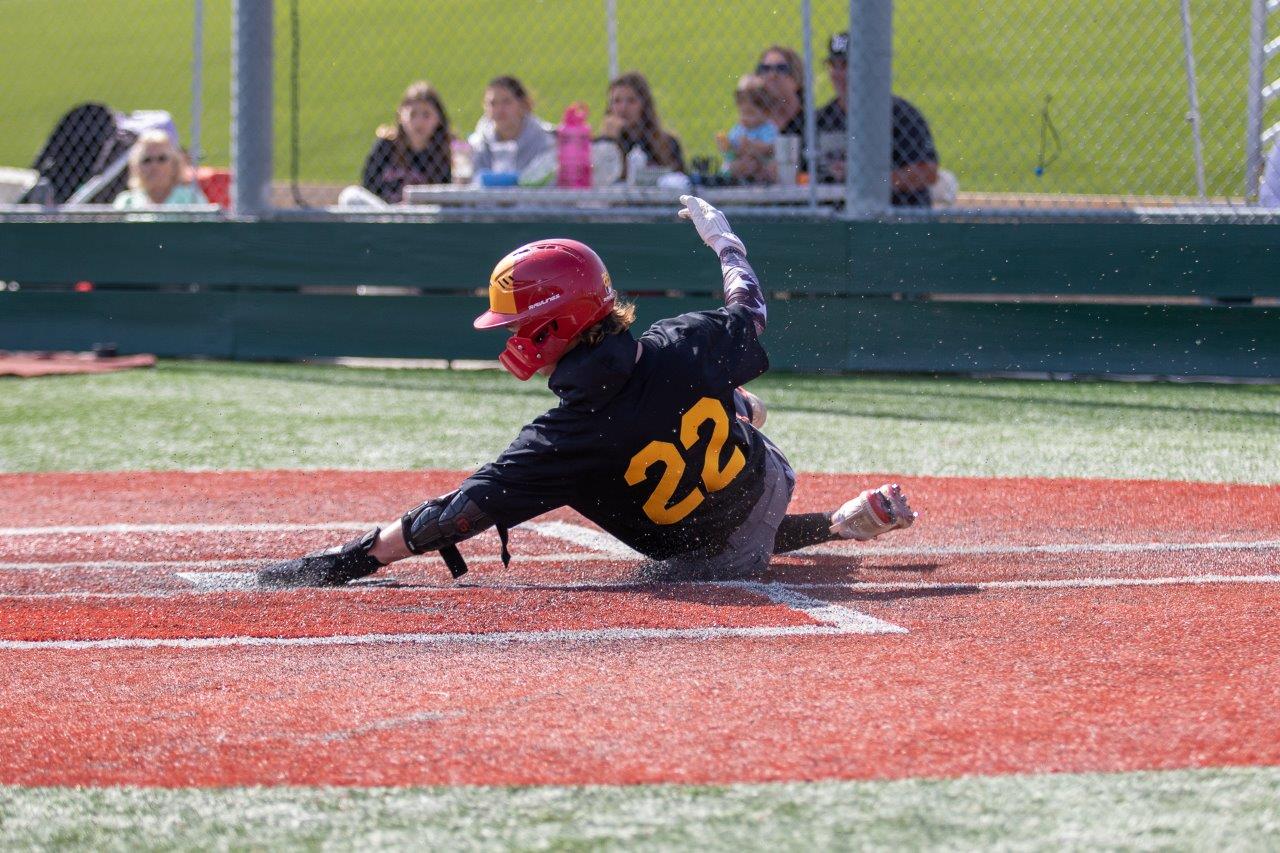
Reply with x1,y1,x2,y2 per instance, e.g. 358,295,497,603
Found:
624,397,747,525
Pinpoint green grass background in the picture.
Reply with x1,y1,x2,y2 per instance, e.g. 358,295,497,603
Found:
2,767,1279,849
2,362,1279,482
0,0,1271,197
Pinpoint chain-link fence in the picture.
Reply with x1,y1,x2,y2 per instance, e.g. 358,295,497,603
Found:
895,0,1278,210
275,0,857,207
1,1,1277,216
0,0,226,209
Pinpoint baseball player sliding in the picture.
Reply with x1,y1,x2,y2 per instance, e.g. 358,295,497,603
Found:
259,195,915,587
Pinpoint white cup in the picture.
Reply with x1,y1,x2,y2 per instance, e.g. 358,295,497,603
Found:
773,135,799,186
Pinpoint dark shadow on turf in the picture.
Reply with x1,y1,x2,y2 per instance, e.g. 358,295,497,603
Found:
838,585,980,602
765,557,941,585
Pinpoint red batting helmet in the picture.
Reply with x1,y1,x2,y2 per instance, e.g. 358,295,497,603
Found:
474,238,616,380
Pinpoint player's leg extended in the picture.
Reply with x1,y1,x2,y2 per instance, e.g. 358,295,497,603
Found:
772,484,917,554
772,512,839,553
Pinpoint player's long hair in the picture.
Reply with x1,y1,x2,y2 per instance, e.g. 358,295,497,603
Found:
580,297,636,347
607,72,684,172
377,81,452,176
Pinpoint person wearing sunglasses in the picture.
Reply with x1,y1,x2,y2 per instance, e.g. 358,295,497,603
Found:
815,31,939,206
112,129,206,209
754,45,806,137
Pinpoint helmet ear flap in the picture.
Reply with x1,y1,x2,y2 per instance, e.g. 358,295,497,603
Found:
499,319,574,381
532,320,558,344
475,238,615,378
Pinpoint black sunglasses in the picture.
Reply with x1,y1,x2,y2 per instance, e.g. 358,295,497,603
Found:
755,62,791,75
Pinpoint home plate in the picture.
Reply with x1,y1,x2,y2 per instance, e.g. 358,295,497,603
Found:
176,571,402,591
177,571,260,591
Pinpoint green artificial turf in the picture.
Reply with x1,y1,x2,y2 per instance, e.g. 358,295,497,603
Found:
2,360,1278,849
2,360,1278,482
0,0,1264,198
2,767,1278,850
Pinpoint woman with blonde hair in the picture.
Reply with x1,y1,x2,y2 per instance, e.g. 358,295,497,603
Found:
361,81,452,203
112,130,206,208
599,71,685,179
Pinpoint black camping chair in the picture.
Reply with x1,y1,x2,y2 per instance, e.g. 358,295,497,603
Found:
20,103,137,204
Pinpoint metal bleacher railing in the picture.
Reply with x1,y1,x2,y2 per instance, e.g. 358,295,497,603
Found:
2,1,1279,221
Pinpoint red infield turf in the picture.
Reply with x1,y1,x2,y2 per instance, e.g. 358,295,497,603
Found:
0,470,1277,786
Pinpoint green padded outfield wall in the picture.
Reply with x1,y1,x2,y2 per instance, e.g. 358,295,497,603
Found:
1,220,1277,376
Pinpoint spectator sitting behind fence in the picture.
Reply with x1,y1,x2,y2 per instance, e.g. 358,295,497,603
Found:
755,45,806,138
111,130,207,209
362,81,452,203
1261,137,1280,208
598,72,686,181
817,31,938,207
468,76,554,176
716,75,779,183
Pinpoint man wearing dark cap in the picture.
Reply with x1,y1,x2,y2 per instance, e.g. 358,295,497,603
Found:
817,31,939,207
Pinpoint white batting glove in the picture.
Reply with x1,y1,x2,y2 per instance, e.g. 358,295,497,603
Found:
678,194,746,256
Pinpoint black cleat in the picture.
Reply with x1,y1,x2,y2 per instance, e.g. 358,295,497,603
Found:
257,527,385,588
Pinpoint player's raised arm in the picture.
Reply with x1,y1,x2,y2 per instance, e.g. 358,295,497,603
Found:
678,195,766,335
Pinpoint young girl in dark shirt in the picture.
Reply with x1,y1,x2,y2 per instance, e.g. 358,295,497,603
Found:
362,81,452,203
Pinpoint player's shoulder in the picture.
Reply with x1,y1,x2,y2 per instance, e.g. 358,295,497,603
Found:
641,308,736,345
639,307,762,368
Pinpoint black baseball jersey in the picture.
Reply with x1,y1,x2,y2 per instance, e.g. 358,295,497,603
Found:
460,304,770,560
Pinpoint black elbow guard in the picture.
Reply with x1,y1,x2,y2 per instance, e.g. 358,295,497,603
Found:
401,489,494,556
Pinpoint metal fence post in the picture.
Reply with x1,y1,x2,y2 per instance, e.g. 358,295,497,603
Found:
844,0,893,218
191,0,204,168
1246,0,1267,199
1178,0,1206,201
606,0,619,80
802,0,818,210
232,0,273,217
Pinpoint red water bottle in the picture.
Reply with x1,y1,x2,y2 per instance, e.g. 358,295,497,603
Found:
557,103,593,188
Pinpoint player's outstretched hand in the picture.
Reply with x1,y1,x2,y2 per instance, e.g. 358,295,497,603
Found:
257,528,384,588
678,194,746,257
